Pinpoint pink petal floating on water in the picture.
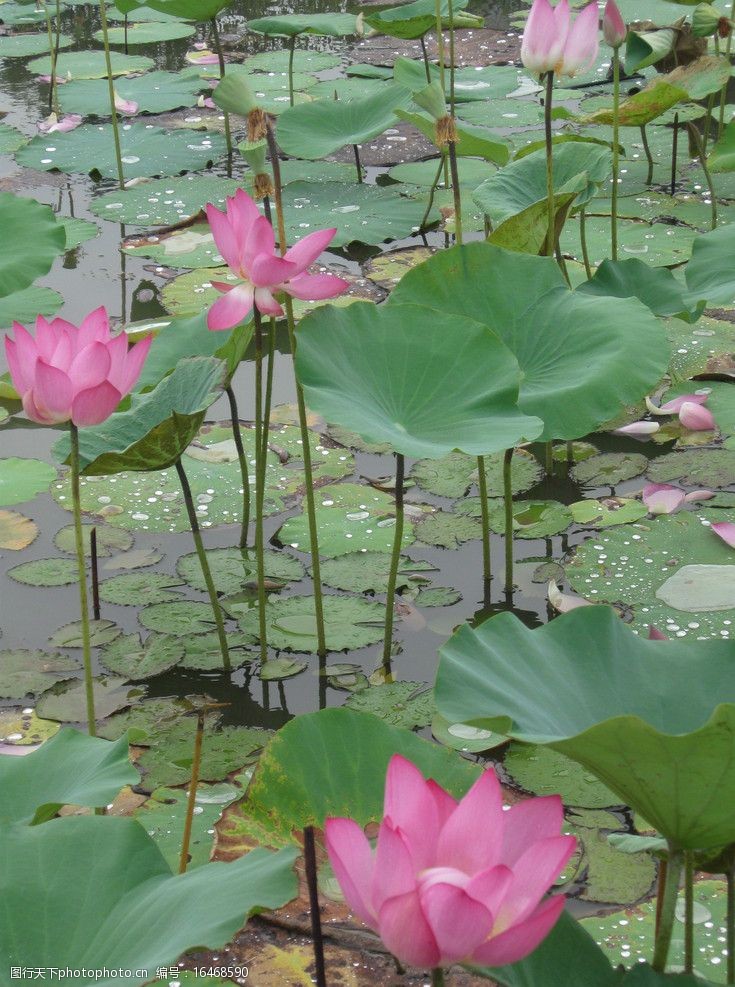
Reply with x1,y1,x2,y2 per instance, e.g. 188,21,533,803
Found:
547,580,592,613
684,489,715,503
679,401,716,431
645,393,709,415
712,521,735,548
38,112,82,134
611,420,660,437
642,483,685,515
648,625,668,640
114,91,139,115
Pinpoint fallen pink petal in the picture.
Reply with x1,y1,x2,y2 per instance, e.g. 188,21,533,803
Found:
37,113,83,134
642,483,685,516
712,521,735,548
645,392,709,415
611,420,660,437
679,401,716,431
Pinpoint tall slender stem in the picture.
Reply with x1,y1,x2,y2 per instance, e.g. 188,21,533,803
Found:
640,124,654,185
447,138,462,244
684,850,694,974
253,309,268,663
178,710,205,874
545,441,553,474
287,36,296,107
43,2,59,115
97,0,125,190
175,459,231,672
703,95,715,157
90,527,101,621
420,155,445,229
225,385,250,551
544,71,555,259
727,866,735,984
70,424,96,736
123,13,129,54
210,16,233,161
611,48,620,260
303,826,327,987
433,0,446,97
383,453,405,667
687,122,718,230
353,144,363,183
420,34,432,83
671,113,679,197
718,16,733,141
477,456,491,583
431,969,445,987
652,847,684,972
261,317,276,466
580,207,592,279
503,448,514,594
447,0,456,117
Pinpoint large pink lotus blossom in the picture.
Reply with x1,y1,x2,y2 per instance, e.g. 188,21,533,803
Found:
4,308,151,427
205,188,349,331
603,0,626,48
521,0,599,79
326,755,575,970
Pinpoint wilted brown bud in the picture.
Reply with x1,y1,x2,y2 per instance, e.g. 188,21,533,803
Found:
435,114,457,147
247,107,267,142
253,172,274,200
718,16,732,37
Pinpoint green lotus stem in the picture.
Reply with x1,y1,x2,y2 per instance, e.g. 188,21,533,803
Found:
383,453,405,667
687,122,718,230
545,440,553,475
90,527,101,621
70,424,96,736
565,441,574,464
671,113,679,197
544,71,555,260
96,0,125,190
503,448,514,594
210,16,233,160
287,35,296,108
640,124,654,185
684,850,694,973
447,0,456,117
580,207,592,279
431,968,445,987
261,317,277,467
420,155,445,230
253,309,268,663
655,858,668,940
434,0,446,98
727,866,735,984
420,34,432,83
225,385,250,551
43,2,59,115
124,13,129,54
175,458,231,672
265,120,328,658
652,846,684,972
447,138,463,244
477,456,491,583
718,19,733,141
611,47,620,261
703,95,715,158
178,710,205,874
303,826,327,987
353,144,363,184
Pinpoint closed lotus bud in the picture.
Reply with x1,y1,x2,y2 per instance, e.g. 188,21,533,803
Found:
435,114,458,146
603,0,626,48
247,107,267,142
253,172,274,199
692,2,722,37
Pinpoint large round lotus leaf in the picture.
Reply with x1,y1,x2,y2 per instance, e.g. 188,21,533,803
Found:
49,619,123,648
0,284,63,329
0,708,59,746
648,448,735,487
59,71,205,116
97,695,221,743
0,649,80,700
0,815,298,985
0,32,73,57
98,572,184,606
388,243,671,442
276,84,411,160
504,743,619,808
581,880,728,982
93,21,195,43
106,6,194,20
179,631,253,671
570,497,648,528
36,676,142,722
259,657,307,681
139,600,225,636
308,77,388,102
0,509,38,550
479,499,573,538
295,301,542,458
436,605,735,849
411,448,543,499
0,3,47,25
319,553,435,594
0,192,66,297
121,0,232,17
344,681,435,729
54,523,133,557
566,509,735,637
0,123,28,154
124,223,226,269
90,174,241,226
0,458,56,507
176,546,303,595
26,50,155,78
455,97,544,129
237,595,386,653
572,453,648,488
365,0,471,37
564,215,698,269
414,509,483,549
8,557,79,587
59,216,99,250
16,123,226,180
246,12,358,36
99,633,185,679
244,50,340,73
388,156,494,189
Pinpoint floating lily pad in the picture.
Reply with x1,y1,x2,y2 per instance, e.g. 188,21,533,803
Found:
563,215,698,268
93,21,195,44
475,499,573,539
570,498,648,528
363,246,436,291
54,523,133,557
414,509,483,549
176,547,303,596
648,448,735,487
8,557,79,587
237,595,386,653
344,681,435,729
0,510,38,550
411,449,543,499
99,632,184,679
0,32,72,57
105,546,163,570
244,50,340,73
0,649,80,700
98,572,184,606
414,585,463,607
0,708,59,745
572,453,648,488
49,619,123,648
504,743,620,808
27,50,155,79
36,676,142,722
259,657,308,681
431,713,506,753
139,601,223,636
97,696,219,744
60,71,205,117
0,122,28,154
277,482,414,557
176,632,252,671
17,123,226,180
90,175,241,226
59,216,99,250
318,553,435,594
123,223,226,269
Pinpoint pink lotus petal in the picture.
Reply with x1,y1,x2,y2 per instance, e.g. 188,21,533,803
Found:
611,420,660,437
205,202,241,272
418,872,494,963
253,286,284,317
494,835,576,929
437,769,503,874
642,483,685,516
38,112,82,134
383,755,444,870
324,817,376,927
34,360,73,419
521,0,568,76
71,381,122,426
559,1,599,78
377,889,441,969
499,796,565,867
646,393,709,415
603,0,626,48
250,253,298,289
68,341,112,392
648,625,668,640
548,579,592,613
679,401,716,431
117,333,152,395
471,894,567,966
197,96,216,109
684,489,715,503
185,49,220,65
243,214,277,270
283,227,338,274
285,272,350,301
207,283,255,331
114,91,139,115
712,521,735,549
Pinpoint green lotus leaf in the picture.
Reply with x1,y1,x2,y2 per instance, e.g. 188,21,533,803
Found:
388,243,671,441
411,448,543,498
93,20,195,44
236,594,386,653
277,85,412,159
436,606,735,848
0,122,28,155
0,458,56,507
295,301,542,457
0,192,66,298
319,553,433,594
177,546,303,595
395,107,511,163
365,0,471,39
685,222,735,306
0,284,64,329
53,356,226,474
662,55,732,101
0,509,38,551
246,12,359,36
625,27,677,74
99,632,184,679
98,572,184,606
580,80,687,126
0,649,81,701
344,681,436,729
0,709,59,746
577,258,704,323
37,676,142,722
59,70,205,116
90,175,242,226
0,815,298,987
0,32,73,57
8,557,79,587
26,49,155,79
117,0,232,19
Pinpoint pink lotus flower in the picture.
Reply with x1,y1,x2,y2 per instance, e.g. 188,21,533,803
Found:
38,112,82,134
712,521,735,548
611,420,660,438
645,393,709,416
679,401,716,431
114,91,139,115
326,755,575,970
205,188,349,331
4,308,151,426
521,0,599,79
603,0,626,48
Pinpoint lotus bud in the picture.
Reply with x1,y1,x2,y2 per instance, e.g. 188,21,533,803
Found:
521,0,569,76
558,1,600,79
247,107,268,142
678,401,716,431
603,0,626,48
692,3,723,36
